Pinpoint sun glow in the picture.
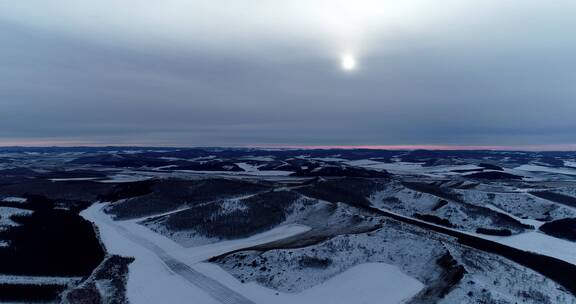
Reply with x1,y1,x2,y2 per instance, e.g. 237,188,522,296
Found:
340,53,357,71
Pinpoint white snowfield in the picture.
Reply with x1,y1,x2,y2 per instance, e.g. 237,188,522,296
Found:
0,207,32,230
97,174,153,183
0,275,81,285
484,204,545,228
483,232,576,266
234,162,295,176
194,262,424,304
345,159,487,177
49,177,101,182
82,204,424,304
174,168,294,177
375,206,576,267
1,197,27,203
515,164,576,176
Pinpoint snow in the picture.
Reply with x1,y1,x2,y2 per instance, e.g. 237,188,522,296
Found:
455,188,576,224
175,169,293,176
236,162,259,172
196,262,424,304
309,157,348,162
0,275,81,285
346,159,486,177
98,174,152,183
82,204,221,304
515,164,576,176
1,197,27,203
374,205,576,268
484,204,545,228
219,198,248,215
0,207,32,230
276,263,422,304
50,177,101,182
233,162,295,176
346,160,424,173
83,202,425,304
483,232,576,266
240,156,275,162
82,204,312,304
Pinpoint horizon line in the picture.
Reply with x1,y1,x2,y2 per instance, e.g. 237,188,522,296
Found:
1,141,576,152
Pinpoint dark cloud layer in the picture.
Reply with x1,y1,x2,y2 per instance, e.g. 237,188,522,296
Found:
1,1,576,147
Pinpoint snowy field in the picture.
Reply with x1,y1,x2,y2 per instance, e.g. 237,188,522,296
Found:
484,232,576,266
3,148,576,303
0,197,27,203
515,164,576,176
0,207,32,231
0,275,80,285
82,204,424,304
195,262,424,304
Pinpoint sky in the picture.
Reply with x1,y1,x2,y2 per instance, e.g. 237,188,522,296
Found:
1,1,576,148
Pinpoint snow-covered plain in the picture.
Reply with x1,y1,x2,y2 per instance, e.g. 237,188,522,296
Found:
82,204,221,304
195,262,424,304
370,203,576,269
515,164,576,176
345,159,425,173
0,207,32,230
49,177,101,182
233,162,293,176
6,148,576,303
345,159,490,177
0,275,80,285
172,169,293,177
97,174,152,183
1,197,27,203
484,231,576,266
82,203,425,304
484,204,545,228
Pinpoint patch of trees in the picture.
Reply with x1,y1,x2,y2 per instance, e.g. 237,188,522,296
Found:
164,191,306,239
530,191,576,208
475,228,512,236
464,172,522,180
298,256,332,269
478,163,504,171
540,218,576,241
414,213,454,228
0,197,104,276
0,284,66,302
106,178,270,219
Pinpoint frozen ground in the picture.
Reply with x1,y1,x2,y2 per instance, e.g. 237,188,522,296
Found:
83,203,426,304
0,207,32,231
0,275,80,285
0,197,27,203
3,147,576,303
169,169,293,177
98,174,153,183
196,262,424,304
373,202,576,268
515,164,576,176
484,231,576,266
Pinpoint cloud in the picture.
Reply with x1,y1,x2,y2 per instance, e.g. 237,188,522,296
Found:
0,1,575,146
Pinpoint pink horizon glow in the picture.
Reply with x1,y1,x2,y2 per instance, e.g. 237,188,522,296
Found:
1,138,576,151
244,144,576,152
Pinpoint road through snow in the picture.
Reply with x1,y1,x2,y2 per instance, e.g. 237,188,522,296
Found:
107,218,256,304
82,203,310,304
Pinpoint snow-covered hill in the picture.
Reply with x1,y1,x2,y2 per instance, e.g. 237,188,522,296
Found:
0,147,575,303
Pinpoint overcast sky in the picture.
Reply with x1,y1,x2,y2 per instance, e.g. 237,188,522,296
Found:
1,1,576,148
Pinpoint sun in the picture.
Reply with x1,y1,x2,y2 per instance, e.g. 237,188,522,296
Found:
340,53,357,71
